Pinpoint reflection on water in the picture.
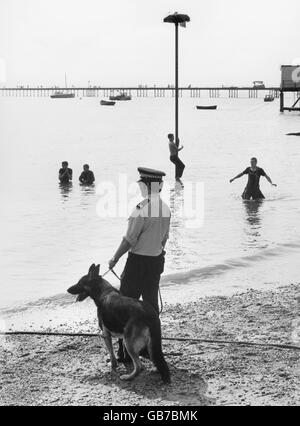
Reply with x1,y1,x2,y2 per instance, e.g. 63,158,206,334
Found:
80,183,96,195
242,200,264,248
168,184,185,267
59,182,96,208
59,182,73,202
80,183,96,207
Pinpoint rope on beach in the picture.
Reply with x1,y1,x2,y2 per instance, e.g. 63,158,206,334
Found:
162,337,300,352
1,331,300,352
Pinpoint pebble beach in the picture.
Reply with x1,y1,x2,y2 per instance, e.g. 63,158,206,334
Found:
1,284,299,406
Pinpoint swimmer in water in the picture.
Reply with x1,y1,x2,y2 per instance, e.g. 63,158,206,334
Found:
79,164,95,185
230,157,277,200
59,161,73,184
168,133,185,186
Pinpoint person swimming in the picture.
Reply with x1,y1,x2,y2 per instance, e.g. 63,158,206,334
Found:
79,164,95,185
230,157,277,200
59,161,73,184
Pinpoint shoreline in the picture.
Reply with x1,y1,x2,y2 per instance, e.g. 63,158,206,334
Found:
2,239,300,318
1,284,299,406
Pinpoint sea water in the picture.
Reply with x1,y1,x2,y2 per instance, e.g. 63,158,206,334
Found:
0,94,299,310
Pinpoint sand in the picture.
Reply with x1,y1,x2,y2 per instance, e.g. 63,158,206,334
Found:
0,284,299,406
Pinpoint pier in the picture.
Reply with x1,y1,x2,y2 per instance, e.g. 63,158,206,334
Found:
0,86,282,99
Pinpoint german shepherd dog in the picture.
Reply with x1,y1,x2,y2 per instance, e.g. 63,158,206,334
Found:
67,264,171,384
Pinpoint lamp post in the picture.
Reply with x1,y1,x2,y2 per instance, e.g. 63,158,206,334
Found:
164,13,190,147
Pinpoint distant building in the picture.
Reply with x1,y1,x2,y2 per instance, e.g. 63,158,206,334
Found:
253,81,265,89
281,65,300,90
280,65,300,112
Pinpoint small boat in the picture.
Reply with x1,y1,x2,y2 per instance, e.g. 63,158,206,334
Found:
100,100,116,106
109,92,131,101
264,95,275,102
50,73,75,99
51,91,75,99
196,105,217,110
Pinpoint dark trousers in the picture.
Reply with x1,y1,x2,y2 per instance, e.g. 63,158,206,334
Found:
170,155,185,179
117,252,165,360
120,252,165,314
242,186,265,200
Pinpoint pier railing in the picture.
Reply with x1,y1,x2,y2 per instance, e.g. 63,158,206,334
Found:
0,86,283,99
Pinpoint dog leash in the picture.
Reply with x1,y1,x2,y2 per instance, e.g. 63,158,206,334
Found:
158,288,164,314
102,268,121,281
102,268,164,314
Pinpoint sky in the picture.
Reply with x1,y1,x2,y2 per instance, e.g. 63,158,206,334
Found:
0,0,299,87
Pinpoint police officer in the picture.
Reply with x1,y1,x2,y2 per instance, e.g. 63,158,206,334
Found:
108,167,171,362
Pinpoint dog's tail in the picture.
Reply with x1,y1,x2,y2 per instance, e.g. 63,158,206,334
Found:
148,316,171,384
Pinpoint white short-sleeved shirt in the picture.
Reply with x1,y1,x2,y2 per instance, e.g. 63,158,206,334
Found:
124,196,171,257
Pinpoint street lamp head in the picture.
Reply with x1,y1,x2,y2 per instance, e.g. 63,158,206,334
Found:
163,13,190,25
163,12,190,150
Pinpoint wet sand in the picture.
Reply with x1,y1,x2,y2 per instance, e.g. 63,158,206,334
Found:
0,284,299,406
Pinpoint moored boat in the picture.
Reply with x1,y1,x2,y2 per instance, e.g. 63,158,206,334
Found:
264,95,275,102
196,105,217,110
50,73,75,99
100,100,116,106
109,92,131,101
51,91,75,99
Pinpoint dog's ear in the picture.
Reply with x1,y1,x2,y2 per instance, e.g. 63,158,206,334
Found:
88,264,96,280
95,264,100,277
